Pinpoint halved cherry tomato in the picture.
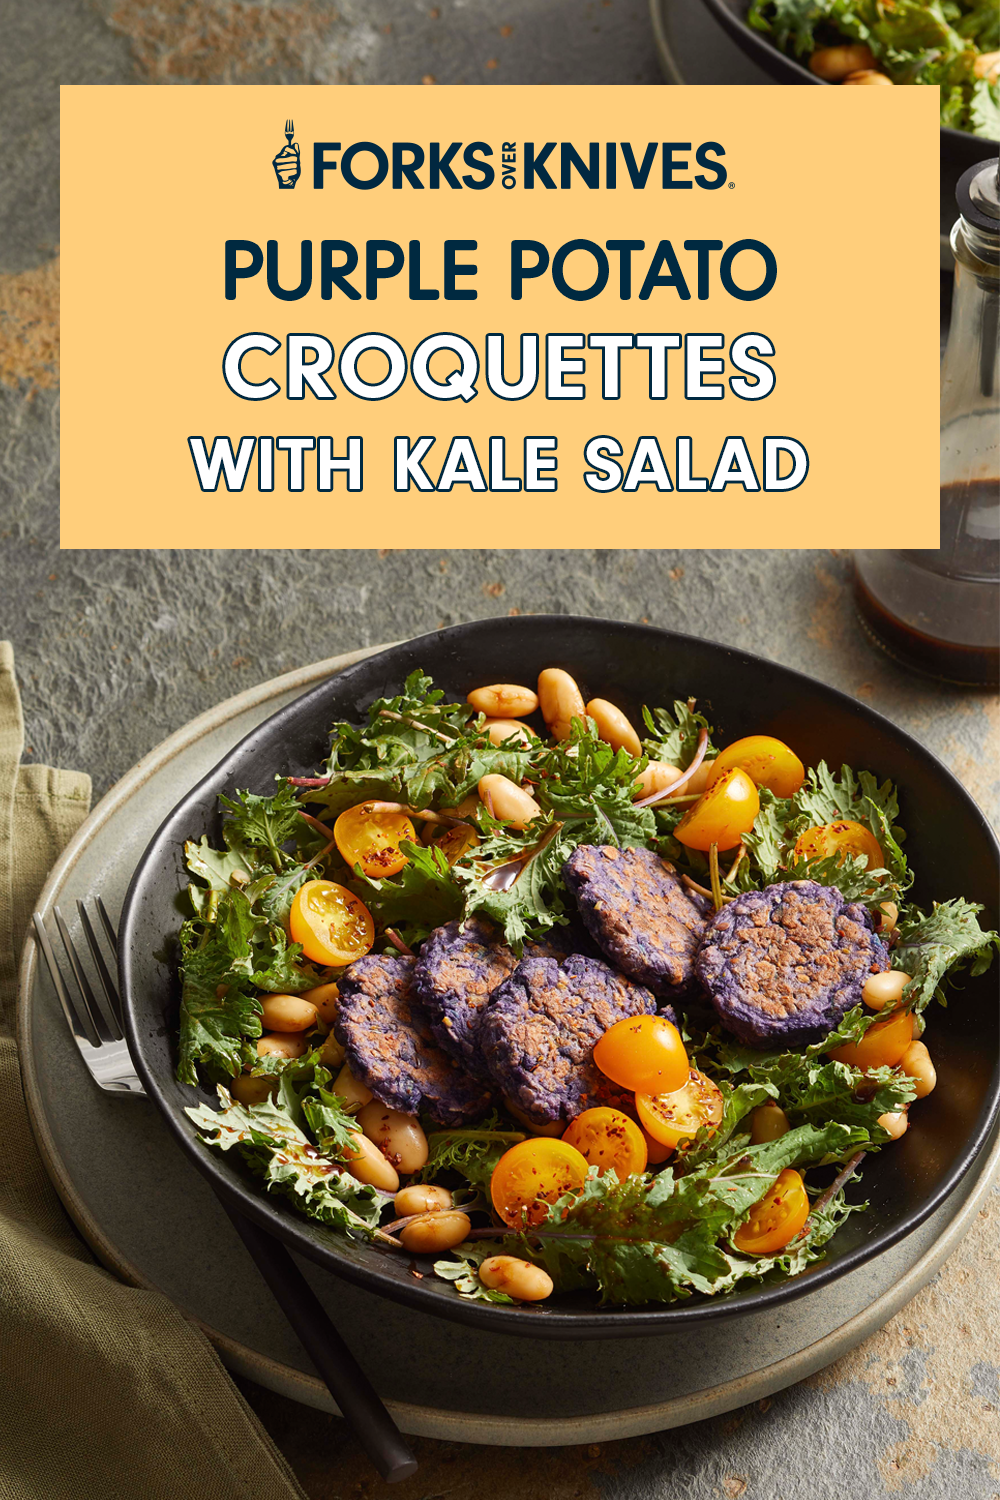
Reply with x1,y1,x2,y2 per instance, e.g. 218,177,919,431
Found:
289,880,374,966
425,821,480,866
828,1007,914,1070
562,1108,648,1179
635,1069,725,1150
707,736,805,798
733,1169,810,1255
674,768,760,852
593,1014,689,1096
334,802,416,879
793,819,883,871
490,1138,589,1227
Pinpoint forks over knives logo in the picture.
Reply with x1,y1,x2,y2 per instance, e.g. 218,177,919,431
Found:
273,118,300,189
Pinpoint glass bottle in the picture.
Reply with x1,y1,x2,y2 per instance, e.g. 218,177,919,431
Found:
853,156,1000,687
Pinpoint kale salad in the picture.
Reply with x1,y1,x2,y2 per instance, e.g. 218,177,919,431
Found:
748,0,1000,138
178,669,998,1309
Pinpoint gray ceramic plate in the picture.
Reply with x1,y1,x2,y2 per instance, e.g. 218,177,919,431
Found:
17,649,1000,1441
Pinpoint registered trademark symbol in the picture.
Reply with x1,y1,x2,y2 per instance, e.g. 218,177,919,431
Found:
728,181,735,189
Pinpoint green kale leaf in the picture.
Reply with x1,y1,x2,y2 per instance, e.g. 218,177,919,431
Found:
351,840,464,943
416,1116,527,1190
186,1088,382,1232
895,897,999,1013
432,1241,516,1304
220,783,307,869
176,908,261,1087
641,698,716,767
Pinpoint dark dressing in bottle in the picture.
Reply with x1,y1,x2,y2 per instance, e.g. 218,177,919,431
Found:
854,157,1000,687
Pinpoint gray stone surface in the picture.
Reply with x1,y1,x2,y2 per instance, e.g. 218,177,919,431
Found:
1,3,998,1499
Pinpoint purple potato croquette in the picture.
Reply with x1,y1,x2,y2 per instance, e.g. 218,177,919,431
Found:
335,954,493,1125
696,880,890,1048
478,952,657,1126
563,844,712,998
412,916,521,1078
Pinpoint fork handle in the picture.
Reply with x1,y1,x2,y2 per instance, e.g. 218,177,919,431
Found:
219,1200,418,1482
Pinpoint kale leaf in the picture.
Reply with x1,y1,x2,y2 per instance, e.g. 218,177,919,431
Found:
220,783,307,868
642,698,716,767
415,1116,528,1190
186,1088,383,1232
895,897,999,1013
176,915,261,1087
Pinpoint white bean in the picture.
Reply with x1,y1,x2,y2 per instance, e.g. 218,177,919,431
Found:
300,981,340,1025
478,773,542,830
256,1032,308,1061
878,902,899,939
842,69,892,84
633,761,684,800
750,1103,790,1144
484,718,533,747
585,698,642,756
439,792,481,819
319,1033,346,1071
259,993,319,1033
332,1063,373,1111
394,1184,453,1217
683,758,717,795
809,43,875,79
478,1255,554,1301
342,1131,400,1192
863,970,911,1011
537,668,587,742
467,684,539,717
900,1040,936,1099
399,1211,472,1253
229,1072,277,1106
878,1110,909,1140
357,1102,429,1174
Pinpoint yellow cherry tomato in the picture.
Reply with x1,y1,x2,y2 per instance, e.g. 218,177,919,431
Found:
593,1014,689,1096
635,1069,725,1150
674,768,760,852
641,1127,674,1165
490,1137,589,1228
334,802,416,879
425,821,480,866
828,1007,914,1070
793,820,883,871
289,880,374,966
707,735,805,798
562,1108,648,1179
733,1169,810,1255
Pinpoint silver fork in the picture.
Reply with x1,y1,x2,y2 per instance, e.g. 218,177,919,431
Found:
33,899,145,1095
31,900,418,1483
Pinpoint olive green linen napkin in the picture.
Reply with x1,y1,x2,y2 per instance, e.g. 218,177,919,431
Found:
0,642,304,1500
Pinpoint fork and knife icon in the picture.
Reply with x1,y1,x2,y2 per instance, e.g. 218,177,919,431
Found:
273,118,301,188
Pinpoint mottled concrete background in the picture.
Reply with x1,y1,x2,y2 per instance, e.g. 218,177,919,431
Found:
1,3,998,1498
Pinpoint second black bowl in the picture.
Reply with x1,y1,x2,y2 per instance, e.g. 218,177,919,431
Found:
697,0,997,169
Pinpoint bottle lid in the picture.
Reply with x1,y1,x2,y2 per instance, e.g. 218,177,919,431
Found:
957,156,1000,232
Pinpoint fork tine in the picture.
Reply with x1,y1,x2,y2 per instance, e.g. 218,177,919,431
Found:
33,913,102,1049
77,900,124,1039
96,895,118,955
53,906,115,1044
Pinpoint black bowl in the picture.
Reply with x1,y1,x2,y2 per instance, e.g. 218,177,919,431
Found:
698,0,998,168
120,616,1000,1339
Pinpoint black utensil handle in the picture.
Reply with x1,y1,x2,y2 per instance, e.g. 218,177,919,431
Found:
220,1200,418,1483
